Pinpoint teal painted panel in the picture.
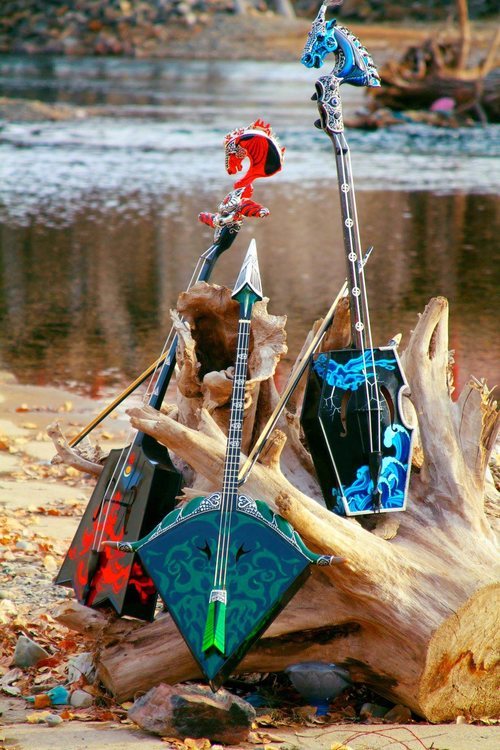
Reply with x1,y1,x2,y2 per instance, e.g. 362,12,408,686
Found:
137,494,311,687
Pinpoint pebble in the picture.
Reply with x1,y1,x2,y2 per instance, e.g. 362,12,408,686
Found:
15,565,39,576
42,555,58,572
0,599,16,623
70,689,94,708
383,703,412,723
15,540,34,551
45,713,63,726
359,702,389,719
14,634,50,668
67,652,96,684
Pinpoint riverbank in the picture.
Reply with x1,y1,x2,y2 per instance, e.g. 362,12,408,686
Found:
0,8,495,61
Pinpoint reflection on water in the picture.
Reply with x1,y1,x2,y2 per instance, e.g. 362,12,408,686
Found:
0,56,498,397
1,186,498,395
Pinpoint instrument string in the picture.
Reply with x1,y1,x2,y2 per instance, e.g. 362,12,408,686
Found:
343,141,383,456
335,133,375,455
222,322,250,590
213,320,250,592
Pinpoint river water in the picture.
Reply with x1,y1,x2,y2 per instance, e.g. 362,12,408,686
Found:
0,56,498,397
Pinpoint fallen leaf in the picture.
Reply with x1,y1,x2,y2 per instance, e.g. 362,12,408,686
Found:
250,730,285,744
255,713,279,728
184,739,211,750
26,710,51,723
294,705,318,722
1,685,21,696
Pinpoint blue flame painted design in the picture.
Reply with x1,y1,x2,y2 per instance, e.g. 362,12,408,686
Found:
332,423,411,515
314,351,396,391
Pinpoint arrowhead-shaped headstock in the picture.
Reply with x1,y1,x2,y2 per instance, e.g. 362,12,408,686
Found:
232,239,263,316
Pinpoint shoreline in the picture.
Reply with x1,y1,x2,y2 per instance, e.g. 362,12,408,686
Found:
0,14,496,61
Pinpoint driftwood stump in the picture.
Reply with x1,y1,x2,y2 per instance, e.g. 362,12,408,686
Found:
371,25,500,122
55,286,499,722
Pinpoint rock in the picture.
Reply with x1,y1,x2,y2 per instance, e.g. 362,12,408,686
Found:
284,662,351,703
13,635,50,668
359,702,389,719
0,599,17,623
67,652,96,684
70,689,94,708
42,555,58,572
15,540,35,552
0,589,12,600
0,597,17,615
15,565,39,576
383,703,412,723
128,683,256,743
45,713,63,726
0,371,17,384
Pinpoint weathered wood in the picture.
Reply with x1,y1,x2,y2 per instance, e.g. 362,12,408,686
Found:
371,22,500,122
48,422,103,476
55,291,499,722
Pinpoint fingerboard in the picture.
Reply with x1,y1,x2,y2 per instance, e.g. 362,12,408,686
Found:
332,130,368,350
220,317,251,510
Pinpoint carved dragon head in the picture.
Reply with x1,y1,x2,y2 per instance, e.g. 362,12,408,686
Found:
301,1,380,87
223,119,285,189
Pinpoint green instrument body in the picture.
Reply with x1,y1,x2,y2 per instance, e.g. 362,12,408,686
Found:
133,491,324,688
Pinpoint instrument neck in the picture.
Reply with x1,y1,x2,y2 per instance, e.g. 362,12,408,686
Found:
332,129,366,349
221,315,251,508
147,226,240,412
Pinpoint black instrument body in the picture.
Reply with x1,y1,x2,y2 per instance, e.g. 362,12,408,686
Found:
55,435,181,620
302,346,413,516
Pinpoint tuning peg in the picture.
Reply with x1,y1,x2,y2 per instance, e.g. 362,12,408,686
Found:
311,92,318,101
314,119,323,130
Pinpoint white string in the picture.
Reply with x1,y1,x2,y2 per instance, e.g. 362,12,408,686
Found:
212,320,250,592
342,139,383,455
334,132,375,455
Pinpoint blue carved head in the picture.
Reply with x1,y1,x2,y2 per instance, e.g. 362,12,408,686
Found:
301,2,381,88
301,3,338,69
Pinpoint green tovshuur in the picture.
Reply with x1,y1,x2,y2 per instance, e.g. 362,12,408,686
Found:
104,238,339,689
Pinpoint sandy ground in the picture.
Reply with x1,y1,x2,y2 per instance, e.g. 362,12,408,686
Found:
0,371,498,749
1,717,499,750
